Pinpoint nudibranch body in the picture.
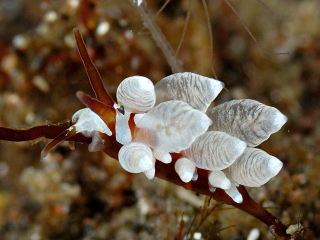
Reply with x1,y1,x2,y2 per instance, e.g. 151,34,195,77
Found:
43,72,286,204
42,29,288,204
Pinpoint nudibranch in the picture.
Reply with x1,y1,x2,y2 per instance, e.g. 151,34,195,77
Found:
38,29,287,205
0,28,292,239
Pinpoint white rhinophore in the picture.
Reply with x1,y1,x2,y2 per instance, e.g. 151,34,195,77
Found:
208,170,231,190
115,76,156,144
207,99,288,147
135,100,212,154
183,131,247,170
155,72,224,112
174,157,197,183
118,142,155,173
229,147,283,187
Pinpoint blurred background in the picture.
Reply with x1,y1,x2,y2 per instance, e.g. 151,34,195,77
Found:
0,0,319,239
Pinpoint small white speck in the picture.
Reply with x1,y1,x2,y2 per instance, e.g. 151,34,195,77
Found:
96,21,110,36
124,30,133,40
64,34,76,48
193,232,202,239
133,0,143,6
247,228,260,240
130,56,140,70
13,34,30,50
44,11,58,22
118,19,128,27
67,0,79,9
32,75,50,93
286,223,303,235
181,214,189,222
25,112,36,125
0,162,9,177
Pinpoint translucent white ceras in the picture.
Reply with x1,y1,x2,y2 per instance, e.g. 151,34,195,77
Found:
134,100,212,163
154,72,224,112
229,147,283,187
175,157,197,183
118,141,155,174
207,99,288,147
183,131,247,170
115,76,156,144
208,170,231,190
